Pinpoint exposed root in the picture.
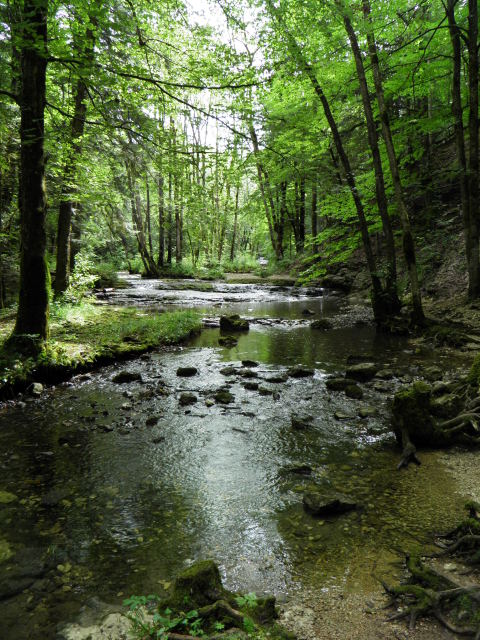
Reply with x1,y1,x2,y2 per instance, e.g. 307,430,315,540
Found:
384,504,480,637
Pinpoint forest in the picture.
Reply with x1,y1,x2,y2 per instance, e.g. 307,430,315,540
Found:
1,0,480,639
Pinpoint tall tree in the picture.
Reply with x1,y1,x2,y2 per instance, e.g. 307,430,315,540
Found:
12,0,49,345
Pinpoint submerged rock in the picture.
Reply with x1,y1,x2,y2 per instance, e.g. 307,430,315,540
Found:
303,490,357,517
243,381,259,391
239,369,258,379
311,318,332,330
242,360,259,367
176,367,198,377
220,366,237,376
112,371,142,384
301,308,315,316
265,373,288,383
219,315,249,332
358,406,377,419
280,463,312,476
145,416,158,426
291,414,313,430
287,366,314,378
218,336,238,348
258,386,274,396
345,362,377,382
326,377,357,391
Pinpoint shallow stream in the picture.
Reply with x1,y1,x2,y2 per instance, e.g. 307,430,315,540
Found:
0,276,472,638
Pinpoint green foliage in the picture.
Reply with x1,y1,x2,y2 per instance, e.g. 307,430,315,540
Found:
222,255,258,273
235,592,258,609
59,254,97,304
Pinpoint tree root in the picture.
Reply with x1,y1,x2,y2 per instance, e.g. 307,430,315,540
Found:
384,506,480,636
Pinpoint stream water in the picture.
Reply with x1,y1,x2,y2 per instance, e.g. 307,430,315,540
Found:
0,276,471,639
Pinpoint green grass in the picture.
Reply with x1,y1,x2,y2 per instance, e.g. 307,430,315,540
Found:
0,303,201,394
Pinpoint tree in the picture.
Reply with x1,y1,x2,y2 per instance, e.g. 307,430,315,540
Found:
12,0,49,346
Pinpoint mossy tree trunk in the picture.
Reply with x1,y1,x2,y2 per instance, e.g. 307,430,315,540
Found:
13,0,49,343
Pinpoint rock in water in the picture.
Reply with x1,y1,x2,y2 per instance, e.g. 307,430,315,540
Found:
291,414,313,430
218,336,238,347
345,384,363,399
301,308,315,316
112,371,142,384
220,366,237,376
176,367,198,377
214,390,235,404
287,366,314,378
219,315,249,332
326,377,357,391
242,360,259,367
179,393,197,406
345,362,377,382
311,318,332,330
30,382,43,397
303,490,357,516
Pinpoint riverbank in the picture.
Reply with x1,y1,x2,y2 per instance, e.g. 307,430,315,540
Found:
0,303,201,399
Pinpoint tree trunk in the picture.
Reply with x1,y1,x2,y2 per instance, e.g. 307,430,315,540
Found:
230,184,239,261
146,177,153,257
13,0,49,344
363,0,425,326
467,0,479,297
311,181,318,254
342,7,399,307
167,165,172,265
158,168,165,268
54,23,95,296
445,0,471,293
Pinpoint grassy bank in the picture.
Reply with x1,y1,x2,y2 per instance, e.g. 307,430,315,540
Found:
0,303,201,398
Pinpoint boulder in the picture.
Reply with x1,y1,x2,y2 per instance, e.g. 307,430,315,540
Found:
243,381,259,391
145,416,158,426
169,560,225,608
242,360,259,368
239,369,258,379
303,490,357,517
219,315,249,332
258,386,274,396
375,369,395,380
112,371,142,384
301,308,315,316
345,362,377,382
176,367,198,377
311,318,332,330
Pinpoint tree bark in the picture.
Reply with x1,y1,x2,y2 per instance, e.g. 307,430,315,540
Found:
311,181,318,254
467,0,479,297
230,184,239,261
13,0,49,343
341,6,398,306
54,22,95,296
363,0,425,326
158,167,165,268
445,0,472,292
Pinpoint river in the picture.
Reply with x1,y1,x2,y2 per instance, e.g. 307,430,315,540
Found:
0,275,471,639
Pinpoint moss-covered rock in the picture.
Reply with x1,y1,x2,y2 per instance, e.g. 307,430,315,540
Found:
169,560,225,608
214,390,235,404
310,318,332,330
219,315,249,332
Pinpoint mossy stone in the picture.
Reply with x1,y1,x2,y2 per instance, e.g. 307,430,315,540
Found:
219,315,249,332
169,560,225,608
214,390,235,404
345,384,363,399
0,539,12,563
